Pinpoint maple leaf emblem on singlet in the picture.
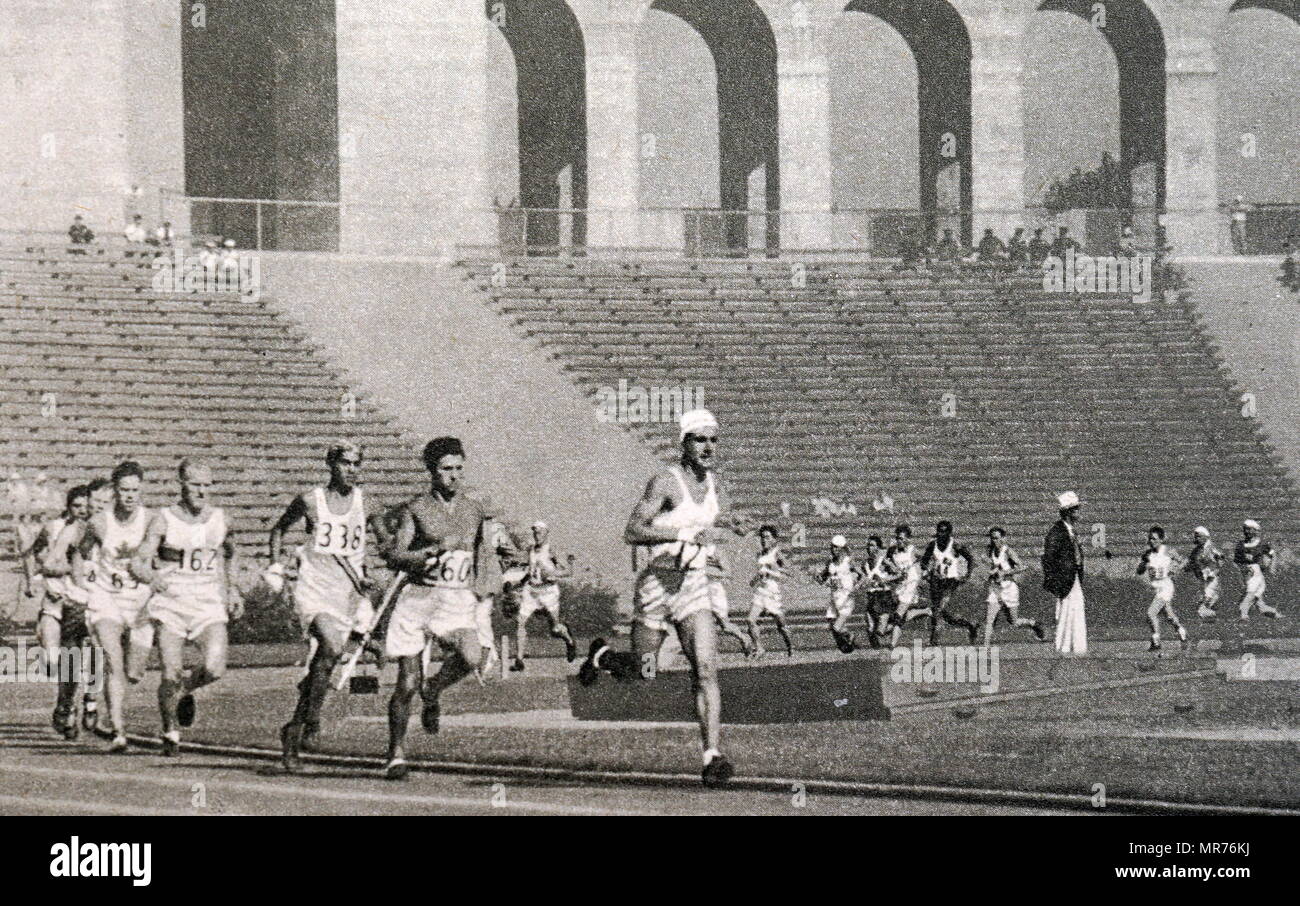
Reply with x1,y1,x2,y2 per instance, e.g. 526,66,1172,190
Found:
112,541,138,560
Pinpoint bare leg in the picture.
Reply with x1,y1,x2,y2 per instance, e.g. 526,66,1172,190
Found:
675,610,721,756
386,655,422,763
93,621,128,740
157,627,187,735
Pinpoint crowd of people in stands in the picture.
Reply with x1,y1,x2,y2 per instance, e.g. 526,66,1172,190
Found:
65,213,243,276
899,223,1108,271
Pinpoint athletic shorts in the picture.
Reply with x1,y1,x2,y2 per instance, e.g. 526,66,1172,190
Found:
1200,576,1220,604
150,583,227,642
86,586,152,632
1149,579,1174,607
294,580,374,640
708,582,729,620
476,595,495,651
1242,569,1266,600
865,590,893,616
749,580,782,618
385,583,479,658
39,594,89,644
895,577,920,608
518,583,560,622
825,587,854,620
986,581,1020,609
634,563,711,633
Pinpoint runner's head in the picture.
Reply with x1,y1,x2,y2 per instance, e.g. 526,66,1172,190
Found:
935,519,952,542
531,520,549,546
679,408,718,471
1193,526,1210,544
65,484,91,522
87,478,112,515
830,534,848,556
110,460,144,513
758,524,778,551
178,458,213,511
866,534,884,556
894,523,911,544
987,525,1006,552
326,440,363,490
423,436,465,496
1148,525,1165,548
1242,519,1260,540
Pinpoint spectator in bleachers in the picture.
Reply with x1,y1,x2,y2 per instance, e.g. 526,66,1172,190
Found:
1049,226,1079,260
976,228,1007,263
1027,227,1051,265
219,238,241,278
935,228,962,262
898,228,926,270
199,240,219,275
1113,225,1137,257
67,215,94,251
1007,228,1028,264
1229,196,1251,255
123,214,147,245
1279,240,1299,294
148,220,175,248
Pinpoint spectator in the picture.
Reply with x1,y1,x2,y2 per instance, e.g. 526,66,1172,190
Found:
1229,195,1250,255
67,214,94,251
123,214,147,244
1027,227,1051,265
199,240,219,274
1113,225,1137,257
219,238,240,277
149,220,175,248
1279,240,1299,294
1007,227,1028,264
976,227,1007,262
1049,226,1079,260
935,228,962,262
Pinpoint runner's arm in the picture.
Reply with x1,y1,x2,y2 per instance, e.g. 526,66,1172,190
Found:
268,493,308,564
624,472,688,546
129,512,170,594
223,528,243,617
71,515,105,593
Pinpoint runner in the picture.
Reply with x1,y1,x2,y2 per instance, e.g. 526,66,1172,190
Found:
132,459,243,756
578,409,750,786
1185,526,1225,621
72,462,155,752
746,525,792,657
1137,525,1189,652
511,521,578,671
982,526,1045,644
817,535,865,653
271,442,377,771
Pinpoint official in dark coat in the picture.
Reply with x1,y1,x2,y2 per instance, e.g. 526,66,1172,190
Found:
1042,491,1086,653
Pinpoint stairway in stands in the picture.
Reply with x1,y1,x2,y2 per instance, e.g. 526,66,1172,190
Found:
0,241,423,559
465,257,1300,562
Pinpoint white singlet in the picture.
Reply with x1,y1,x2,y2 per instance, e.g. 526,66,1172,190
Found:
647,466,719,571
149,506,229,640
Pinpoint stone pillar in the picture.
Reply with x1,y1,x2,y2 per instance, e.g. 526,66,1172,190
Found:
583,17,641,249
0,0,183,234
335,0,492,255
962,0,1029,241
772,8,832,251
1165,62,1220,254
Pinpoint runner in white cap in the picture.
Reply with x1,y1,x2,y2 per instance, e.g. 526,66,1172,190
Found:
1234,519,1279,621
579,408,750,786
511,520,577,671
1185,526,1225,620
817,535,864,653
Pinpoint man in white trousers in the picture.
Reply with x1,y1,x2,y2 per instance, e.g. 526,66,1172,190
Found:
1041,491,1087,654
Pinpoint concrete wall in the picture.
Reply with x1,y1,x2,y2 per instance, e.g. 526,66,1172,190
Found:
1181,256,1300,487
256,253,664,595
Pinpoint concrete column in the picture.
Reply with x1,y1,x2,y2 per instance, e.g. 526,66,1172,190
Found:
0,0,183,234
335,0,492,255
583,17,641,249
961,0,1029,240
773,11,832,250
1165,61,1220,254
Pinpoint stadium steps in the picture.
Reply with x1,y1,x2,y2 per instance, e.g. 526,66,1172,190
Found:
460,256,1300,564
0,244,427,562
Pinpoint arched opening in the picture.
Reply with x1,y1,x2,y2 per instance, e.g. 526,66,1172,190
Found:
1026,0,1165,247
836,0,972,247
637,0,779,254
182,0,339,250
486,0,587,253
1217,1,1300,252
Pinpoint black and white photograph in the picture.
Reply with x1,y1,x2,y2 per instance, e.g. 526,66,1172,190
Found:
0,0,1296,855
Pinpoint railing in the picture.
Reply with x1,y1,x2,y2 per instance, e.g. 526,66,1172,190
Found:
9,189,1296,259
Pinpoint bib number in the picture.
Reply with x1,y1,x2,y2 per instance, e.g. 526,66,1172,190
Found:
423,550,473,588
315,520,364,555
184,549,220,574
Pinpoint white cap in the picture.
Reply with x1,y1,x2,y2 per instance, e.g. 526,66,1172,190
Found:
531,520,548,531
679,408,718,441
1057,491,1081,509
1194,526,1210,537
1243,519,1260,530
831,534,847,547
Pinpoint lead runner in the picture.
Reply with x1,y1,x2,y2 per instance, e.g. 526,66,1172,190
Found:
579,408,750,787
